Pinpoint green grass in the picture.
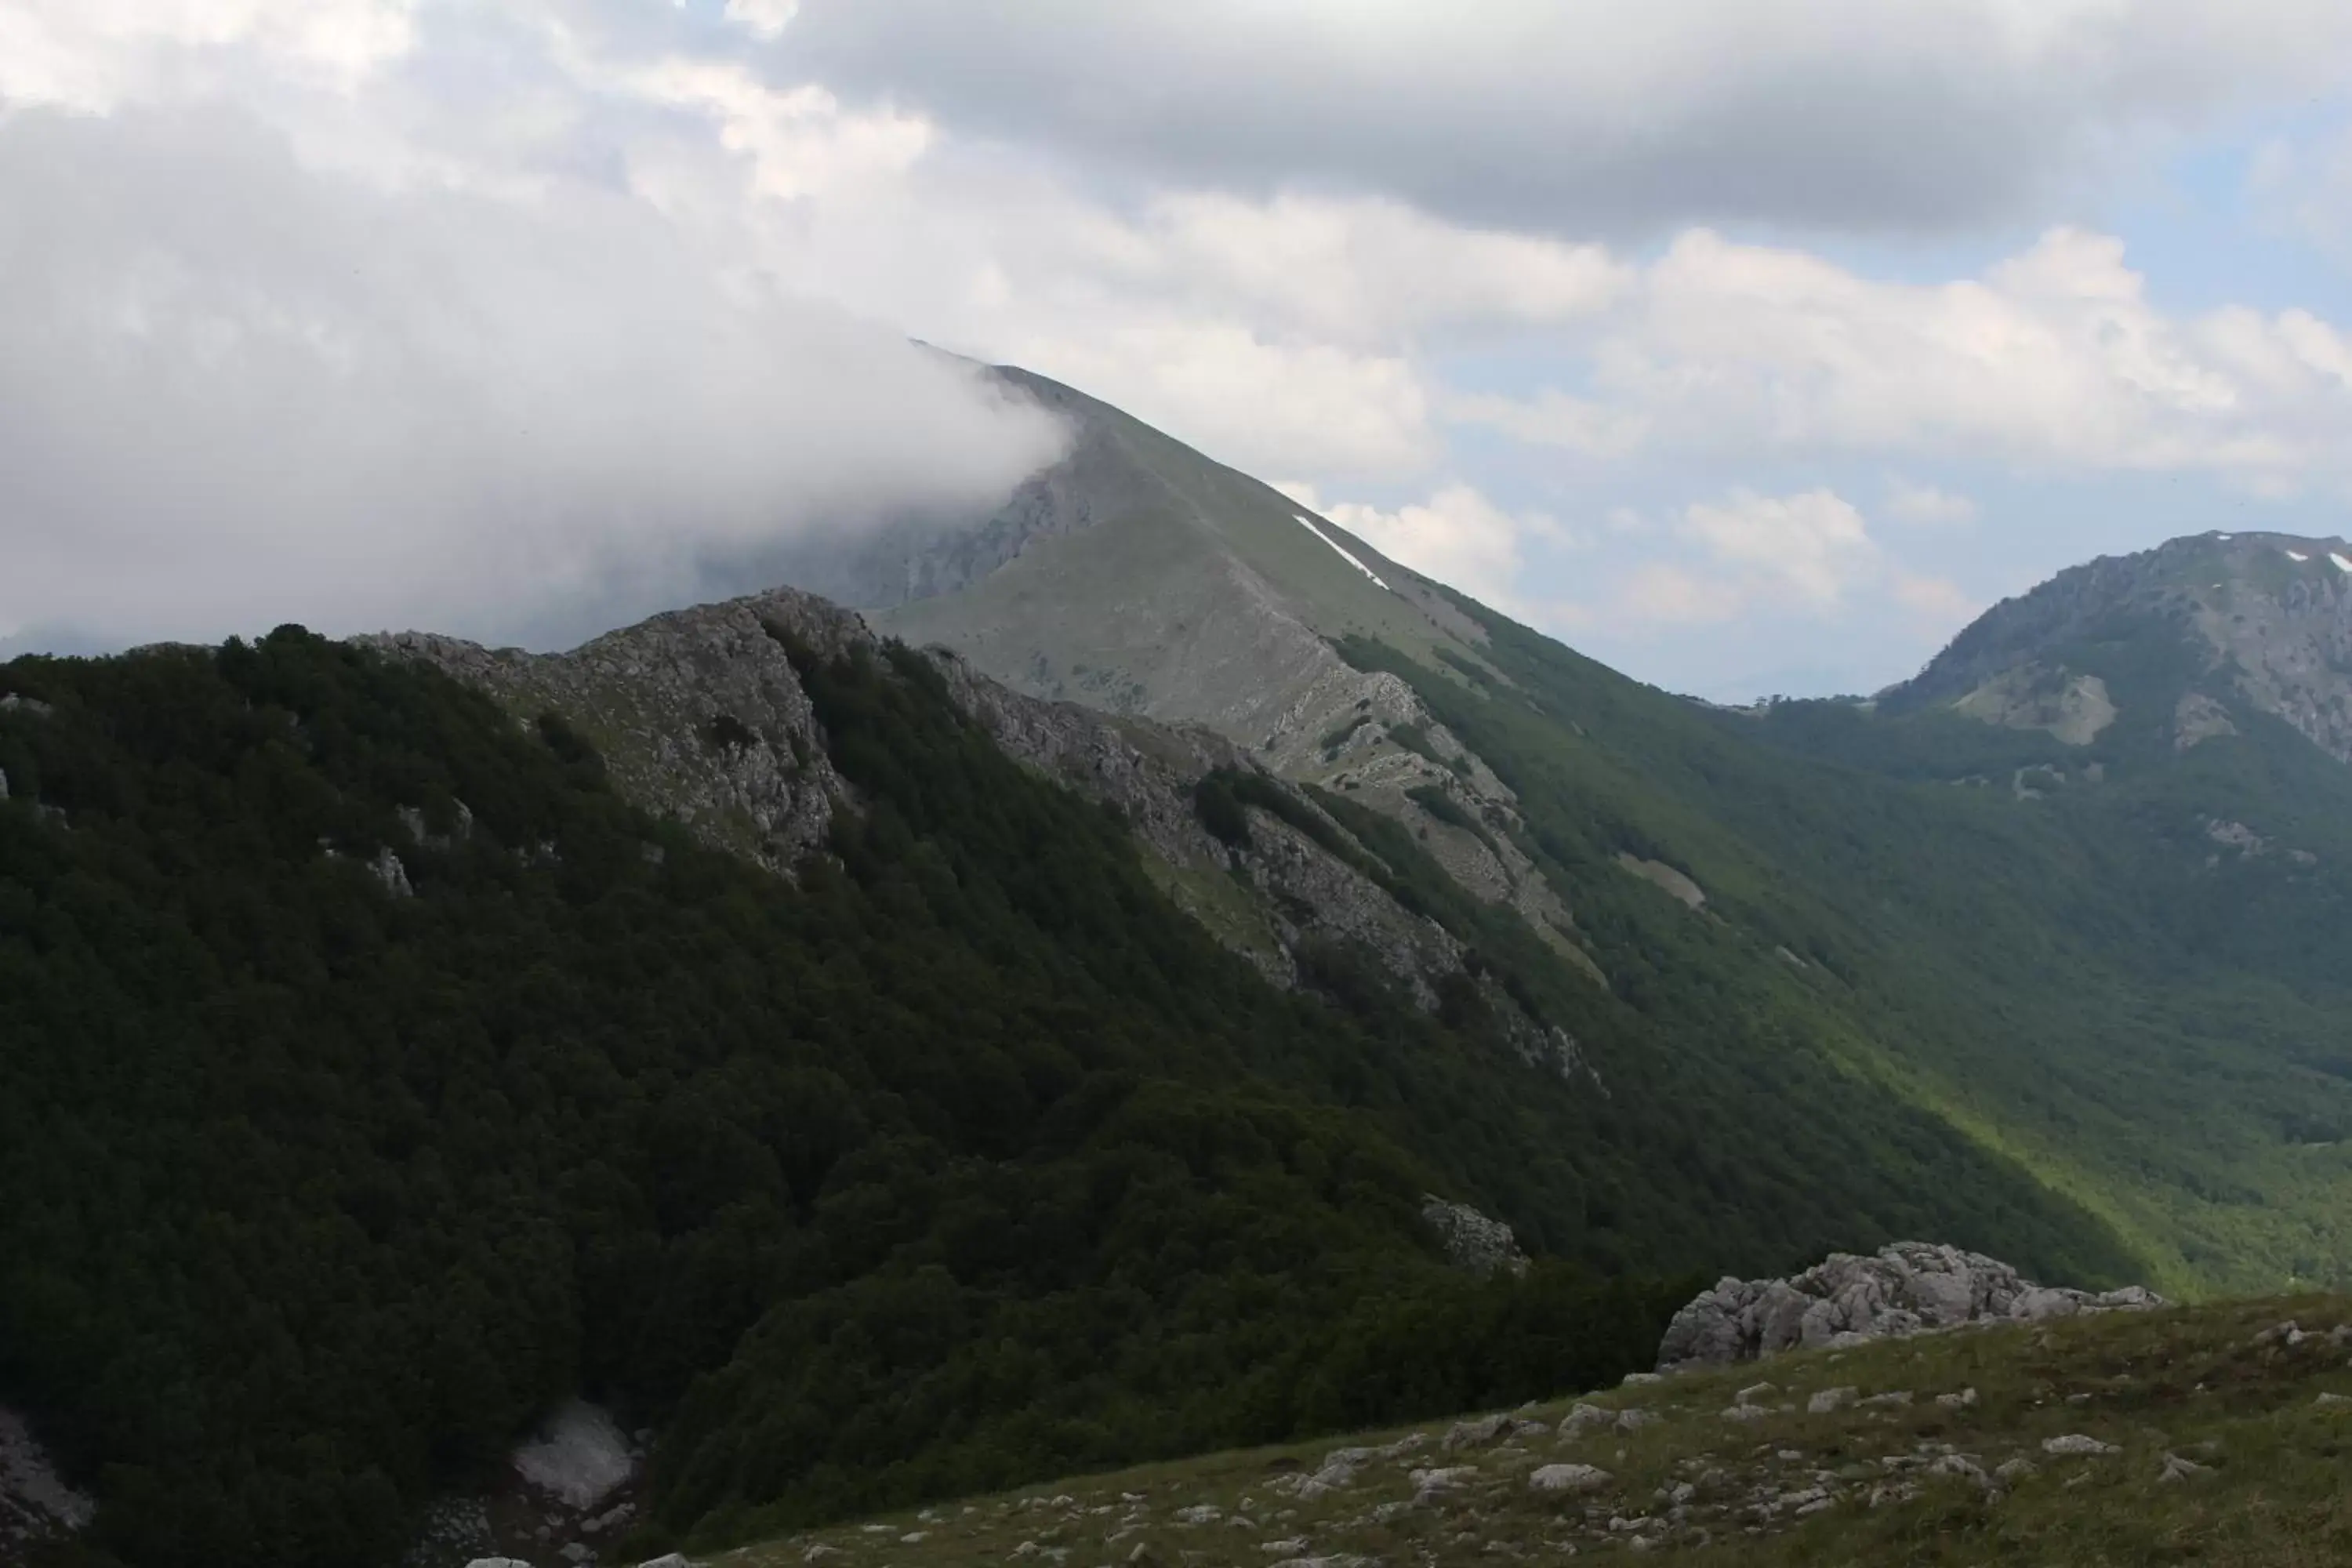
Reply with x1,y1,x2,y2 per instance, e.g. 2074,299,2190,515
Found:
718,1294,2352,1567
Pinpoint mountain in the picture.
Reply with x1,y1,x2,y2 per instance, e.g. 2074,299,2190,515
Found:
759,367,2352,1304
775,369,1588,975
0,602,2122,1566
10,370,2352,1566
1881,529,2352,761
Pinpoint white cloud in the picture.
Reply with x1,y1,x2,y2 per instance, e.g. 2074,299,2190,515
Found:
1600,488,1971,631
0,0,417,111
1465,228,2352,493
0,103,1065,652
776,0,2352,236
723,0,800,41
624,62,932,202
1681,488,1878,608
1885,478,1980,526
1,0,2334,710
1024,325,1436,480
1131,193,1629,345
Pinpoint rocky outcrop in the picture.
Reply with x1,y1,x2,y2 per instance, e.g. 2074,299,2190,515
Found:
1420,1196,1530,1279
366,588,1508,1027
409,1403,645,1568
1654,1243,2164,1370
362,589,862,877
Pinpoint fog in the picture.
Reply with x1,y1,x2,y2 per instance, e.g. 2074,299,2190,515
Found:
0,104,1067,655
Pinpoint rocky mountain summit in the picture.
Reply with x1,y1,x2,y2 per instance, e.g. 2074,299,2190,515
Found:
1656,1243,2165,1371
1886,529,2352,763
767,365,1605,987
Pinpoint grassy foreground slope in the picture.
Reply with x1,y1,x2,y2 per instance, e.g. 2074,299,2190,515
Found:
740,1292,2352,1566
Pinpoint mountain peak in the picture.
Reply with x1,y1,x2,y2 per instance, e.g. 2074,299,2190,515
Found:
1886,528,2352,762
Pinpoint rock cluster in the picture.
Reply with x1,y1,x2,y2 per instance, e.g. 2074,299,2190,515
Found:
1420,1197,1530,1279
1655,1242,2162,1370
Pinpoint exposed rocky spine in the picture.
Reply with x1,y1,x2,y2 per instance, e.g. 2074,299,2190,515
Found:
365,587,1537,1035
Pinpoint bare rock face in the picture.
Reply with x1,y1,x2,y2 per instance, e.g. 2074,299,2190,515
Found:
1654,1242,2164,1370
512,1402,636,1512
1420,1196,1530,1279
363,589,864,878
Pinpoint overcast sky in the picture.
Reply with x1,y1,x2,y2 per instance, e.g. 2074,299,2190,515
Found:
7,2,2352,695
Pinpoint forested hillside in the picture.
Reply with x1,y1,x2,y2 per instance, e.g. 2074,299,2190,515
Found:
0,627,2129,1566
1331,584,2352,1300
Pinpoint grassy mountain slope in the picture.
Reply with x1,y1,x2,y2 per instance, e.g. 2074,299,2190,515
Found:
786,369,2352,1299
739,1290,2352,1566
1339,593,2352,1298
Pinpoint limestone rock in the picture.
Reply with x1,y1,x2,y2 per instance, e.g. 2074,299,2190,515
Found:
1439,1413,1511,1451
2158,1454,2211,1483
1558,1403,1616,1440
1528,1463,1612,1495
2041,1434,2119,1457
371,846,415,898
513,1401,637,1511
1421,1197,1530,1279
1655,1243,2164,1370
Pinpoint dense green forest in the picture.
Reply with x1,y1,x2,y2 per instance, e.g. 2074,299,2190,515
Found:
1334,587,2352,1301
0,628,2145,1566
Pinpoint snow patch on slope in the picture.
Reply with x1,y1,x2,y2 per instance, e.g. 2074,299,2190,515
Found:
1295,514,1391,591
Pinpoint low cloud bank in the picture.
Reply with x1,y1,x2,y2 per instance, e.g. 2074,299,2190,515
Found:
0,104,1066,654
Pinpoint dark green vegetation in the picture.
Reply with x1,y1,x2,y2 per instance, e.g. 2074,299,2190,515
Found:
1334,583,2352,1302
0,631,1751,1568
751,1291,2352,1567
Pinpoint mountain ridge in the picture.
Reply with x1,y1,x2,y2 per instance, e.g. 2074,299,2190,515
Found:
746,366,2352,1302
